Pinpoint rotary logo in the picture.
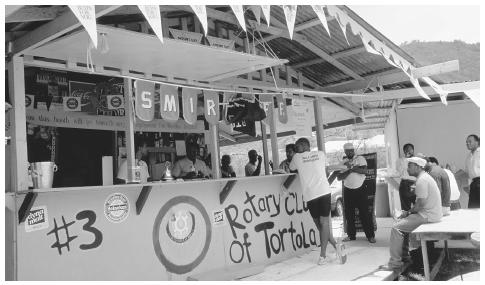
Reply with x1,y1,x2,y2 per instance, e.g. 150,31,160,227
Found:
104,193,130,223
166,210,195,243
25,96,32,108
110,96,122,108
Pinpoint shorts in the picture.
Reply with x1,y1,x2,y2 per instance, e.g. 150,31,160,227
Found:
307,194,331,219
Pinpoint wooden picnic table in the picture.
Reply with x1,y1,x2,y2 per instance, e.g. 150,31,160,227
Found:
412,209,480,281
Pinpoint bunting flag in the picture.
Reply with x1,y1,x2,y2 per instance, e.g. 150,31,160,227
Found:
182,88,198,125
282,5,298,40
250,5,261,25
261,5,271,26
422,76,449,105
311,5,330,37
222,92,235,125
190,5,208,36
463,89,480,107
409,75,431,100
230,5,247,32
204,91,220,125
69,5,98,48
134,80,155,121
326,5,349,45
138,5,164,44
259,94,274,125
276,93,288,124
159,85,180,121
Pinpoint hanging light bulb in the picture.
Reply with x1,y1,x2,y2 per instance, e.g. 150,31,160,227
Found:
99,32,110,54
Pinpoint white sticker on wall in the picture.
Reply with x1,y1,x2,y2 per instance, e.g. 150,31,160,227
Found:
212,209,226,227
25,206,49,232
104,193,130,223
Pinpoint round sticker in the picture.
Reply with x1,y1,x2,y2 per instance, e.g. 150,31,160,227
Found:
153,196,211,274
104,193,130,223
25,96,32,107
110,96,122,108
66,98,79,110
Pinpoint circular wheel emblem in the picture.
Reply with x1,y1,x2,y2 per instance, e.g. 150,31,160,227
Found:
153,196,211,274
110,96,122,108
66,98,79,109
25,96,32,107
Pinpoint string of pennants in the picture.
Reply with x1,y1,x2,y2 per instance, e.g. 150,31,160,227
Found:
68,5,448,104
133,80,288,127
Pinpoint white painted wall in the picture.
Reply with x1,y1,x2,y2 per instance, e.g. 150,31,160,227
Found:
396,100,479,170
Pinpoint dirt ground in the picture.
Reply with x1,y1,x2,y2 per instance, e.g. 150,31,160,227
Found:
398,246,480,281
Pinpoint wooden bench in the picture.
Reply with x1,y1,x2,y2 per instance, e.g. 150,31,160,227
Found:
412,209,480,281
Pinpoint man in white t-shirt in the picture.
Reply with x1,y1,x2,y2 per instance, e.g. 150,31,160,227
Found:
116,142,150,184
290,138,346,266
380,157,442,271
337,143,375,243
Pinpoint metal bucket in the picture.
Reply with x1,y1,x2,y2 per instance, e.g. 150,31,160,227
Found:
30,162,58,189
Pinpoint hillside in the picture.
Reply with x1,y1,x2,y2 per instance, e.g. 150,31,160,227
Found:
400,40,480,83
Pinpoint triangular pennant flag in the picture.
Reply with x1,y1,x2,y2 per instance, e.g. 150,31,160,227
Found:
261,5,271,26
409,75,431,100
250,5,262,25
362,38,381,55
134,80,155,121
69,5,98,48
138,5,164,44
276,93,288,123
259,94,274,125
422,77,449,105
190,5,208,36
282,5,298,40
326,5,349,45
159,85,180,121
182,88,198,125
230,5,247,32
463,89,480,107
311,5,331,36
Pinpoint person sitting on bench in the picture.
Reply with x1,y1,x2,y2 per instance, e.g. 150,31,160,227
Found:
380,157,442,271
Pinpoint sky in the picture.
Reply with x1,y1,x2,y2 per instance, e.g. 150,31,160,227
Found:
350,5,480,45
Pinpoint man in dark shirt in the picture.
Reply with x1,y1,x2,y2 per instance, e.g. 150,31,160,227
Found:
426,157,451,216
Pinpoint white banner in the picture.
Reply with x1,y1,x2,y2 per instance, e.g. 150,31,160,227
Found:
292,99,312,137
69,5,98,48
261,5,271,26
311,5,330,36
230,5,246,32
190,5,208,36
138,5,164,44
282,5,298,40
169,28,203,44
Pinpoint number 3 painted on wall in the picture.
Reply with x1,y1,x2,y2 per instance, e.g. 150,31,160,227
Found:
76,210,103,250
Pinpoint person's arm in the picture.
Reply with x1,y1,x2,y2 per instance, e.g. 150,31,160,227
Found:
171,161,182,178
251,156,262,176
408,198,427,215
229,166,236,178
441,172,451,206
350,156,368,175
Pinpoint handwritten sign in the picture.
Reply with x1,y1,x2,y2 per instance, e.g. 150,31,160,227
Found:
68,5,97,48
292,99,312,137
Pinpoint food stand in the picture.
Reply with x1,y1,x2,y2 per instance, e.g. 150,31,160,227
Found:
5,18,326,281
5,5,456,281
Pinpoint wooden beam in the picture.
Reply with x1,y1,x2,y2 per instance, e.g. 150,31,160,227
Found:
323,69,406,93
294,18,322,32
6,6,67,23
411,60,459,78
5,5,24,18
314,98,326,152
123,77,136,183
248,20,307,41
7,56,30,191
291,46,366,69
12,5,121,56
351,81,480,102
296,38,363,80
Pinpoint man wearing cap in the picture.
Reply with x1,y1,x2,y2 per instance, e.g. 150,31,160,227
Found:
337,143,376,243
380,157,442,271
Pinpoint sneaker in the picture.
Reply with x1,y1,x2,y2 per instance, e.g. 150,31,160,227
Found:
317,256,329,265
335,242,347,264
378,264,401,271
368,237,376,243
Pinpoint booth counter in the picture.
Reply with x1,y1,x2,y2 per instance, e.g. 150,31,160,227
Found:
6,173,320,280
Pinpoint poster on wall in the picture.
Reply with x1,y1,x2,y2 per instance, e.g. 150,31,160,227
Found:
69,81,96,113
292,99,312,137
